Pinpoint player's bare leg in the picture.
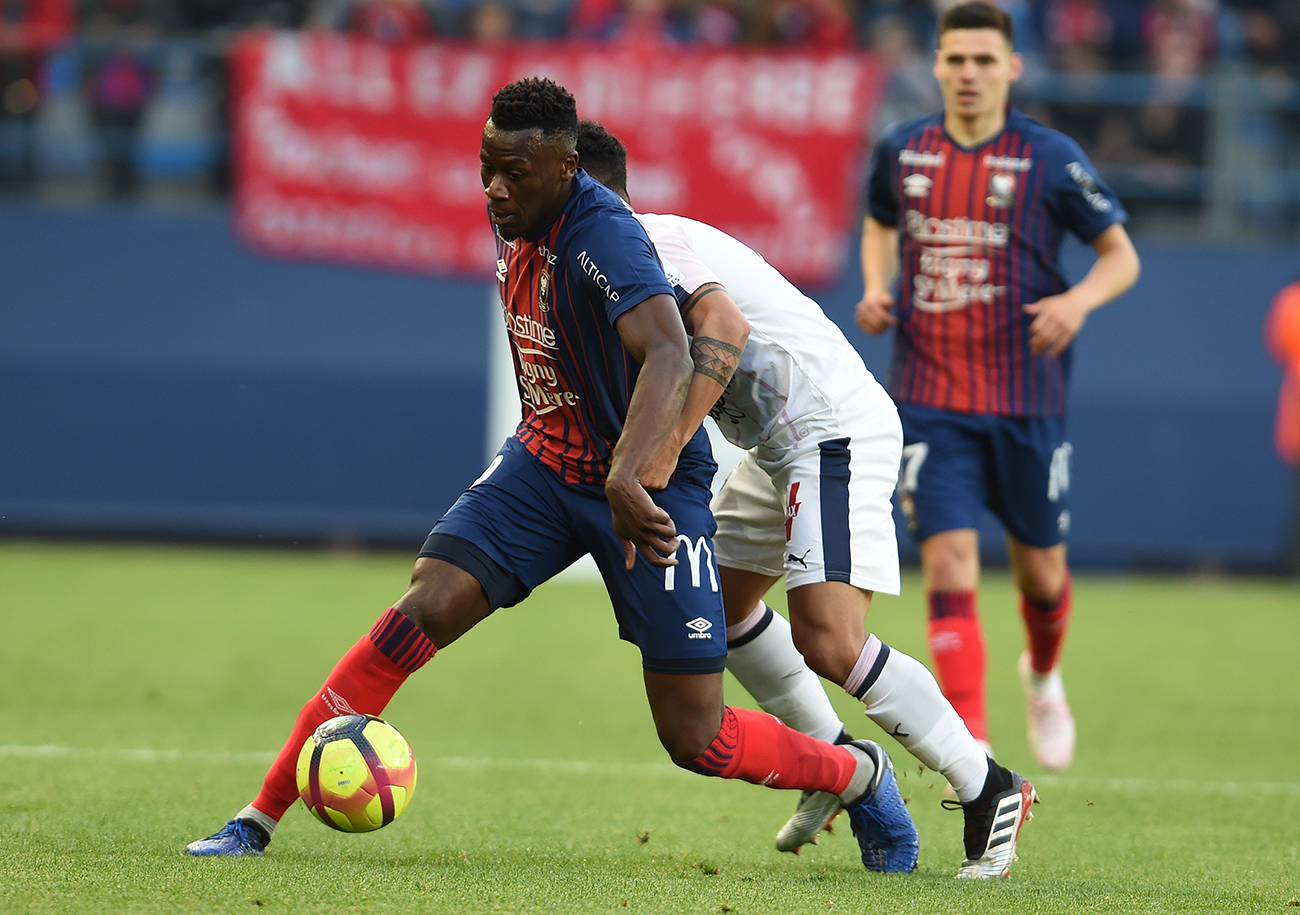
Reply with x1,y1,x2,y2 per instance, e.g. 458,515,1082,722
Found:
721,567,848,743
185,558,477,856
783,579,1031,875
1007,538,1075,770
720,566,852,852
645,669,918,872
787,581,990,793
395,557,494,648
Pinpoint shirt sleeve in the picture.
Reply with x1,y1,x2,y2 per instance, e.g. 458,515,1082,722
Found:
1041,134,1128,244
636,214,721,295
566,206,676,326
865,131,901,227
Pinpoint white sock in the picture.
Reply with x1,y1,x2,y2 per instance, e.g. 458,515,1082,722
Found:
726,602,846,744
238,804,278,838
845,635,989,804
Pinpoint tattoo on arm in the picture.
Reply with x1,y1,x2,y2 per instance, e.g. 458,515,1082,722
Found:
691,335,743,388
679,283,727,325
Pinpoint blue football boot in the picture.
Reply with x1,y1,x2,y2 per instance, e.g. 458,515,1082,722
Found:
841,740,920,873
185,819,270,857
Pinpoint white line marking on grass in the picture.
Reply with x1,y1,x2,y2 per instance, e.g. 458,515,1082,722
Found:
3,745,1297,795
0,745,674,777
0,744,277,765
1028,774,1300,797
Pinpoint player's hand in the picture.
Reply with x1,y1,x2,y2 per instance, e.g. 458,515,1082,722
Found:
855,291,897,335
1024,293,1088,357
606,476,680,570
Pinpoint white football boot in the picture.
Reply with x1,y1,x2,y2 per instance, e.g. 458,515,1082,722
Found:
1018,651,1076,771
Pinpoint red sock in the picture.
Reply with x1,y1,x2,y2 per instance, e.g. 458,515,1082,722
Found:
1020,572,1072,674
250,608,436,821
676,706,858,795
926,590,988,743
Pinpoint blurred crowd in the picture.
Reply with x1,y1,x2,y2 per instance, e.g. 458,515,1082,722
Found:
2,0,1292,65
2,0,1299,232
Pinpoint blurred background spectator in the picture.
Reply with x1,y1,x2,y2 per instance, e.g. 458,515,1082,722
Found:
79,0,161,197
0,0,74,192
306,0,438,41
1,0,1299,238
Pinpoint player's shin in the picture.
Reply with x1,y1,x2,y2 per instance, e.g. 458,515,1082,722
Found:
726,602,847,743
845,635,989,803
247,608,436,828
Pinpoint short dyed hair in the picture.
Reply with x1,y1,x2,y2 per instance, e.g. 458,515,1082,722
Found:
574,120,629,200
489,77,578,149
938,1,1015,48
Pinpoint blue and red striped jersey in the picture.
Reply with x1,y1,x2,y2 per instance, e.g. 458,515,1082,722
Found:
866,107,1127,416
495,170,685,485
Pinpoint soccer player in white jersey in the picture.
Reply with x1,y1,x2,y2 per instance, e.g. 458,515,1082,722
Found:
576,121,1038,879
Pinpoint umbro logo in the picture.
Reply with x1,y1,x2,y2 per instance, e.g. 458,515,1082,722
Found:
323,686,357,716
685,617,714,639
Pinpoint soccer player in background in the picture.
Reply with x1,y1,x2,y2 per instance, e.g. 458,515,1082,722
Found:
187,76,921,875
855,1,1140,772
1265,277,1300,573
576,120,1037,879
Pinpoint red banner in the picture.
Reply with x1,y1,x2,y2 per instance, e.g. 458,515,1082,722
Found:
229,32,886,285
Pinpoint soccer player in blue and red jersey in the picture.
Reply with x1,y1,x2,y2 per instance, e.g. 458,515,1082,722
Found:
187,77,919,874
856,2,1140,776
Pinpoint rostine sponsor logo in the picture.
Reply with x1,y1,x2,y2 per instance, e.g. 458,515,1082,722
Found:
983,154,1033,172
506,310,557,354
899,149,945,168
905,210,1009,246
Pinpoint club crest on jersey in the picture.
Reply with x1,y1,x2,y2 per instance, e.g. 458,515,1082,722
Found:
903,174,932,198
538,270,551,312
986,172,1016,208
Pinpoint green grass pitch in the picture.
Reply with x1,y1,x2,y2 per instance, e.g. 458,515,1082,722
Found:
1,539,1297,914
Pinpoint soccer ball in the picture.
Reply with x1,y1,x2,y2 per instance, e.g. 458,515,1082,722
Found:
296,714,417,832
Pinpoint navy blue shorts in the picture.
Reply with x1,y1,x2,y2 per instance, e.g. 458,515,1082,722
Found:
895,404,1072,549
420,435,726,674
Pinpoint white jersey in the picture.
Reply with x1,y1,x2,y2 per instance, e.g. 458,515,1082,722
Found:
636,212,893,460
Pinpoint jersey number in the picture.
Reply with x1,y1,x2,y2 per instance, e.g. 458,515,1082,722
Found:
1048,443,1072,502
897,442,930,496
471,454,505,488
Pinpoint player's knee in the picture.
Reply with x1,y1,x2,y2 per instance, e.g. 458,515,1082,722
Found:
395,558,489,647
1012,548,1068,601
796,632,858,686
923,539,979,589
658,717,719,763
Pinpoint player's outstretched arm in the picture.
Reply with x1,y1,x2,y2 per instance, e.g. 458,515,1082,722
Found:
1024,223,1141,356
640,282,749,491
856,217,900,335
608,292,695,569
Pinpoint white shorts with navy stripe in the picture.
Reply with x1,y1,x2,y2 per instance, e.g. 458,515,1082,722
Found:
710,400,902,596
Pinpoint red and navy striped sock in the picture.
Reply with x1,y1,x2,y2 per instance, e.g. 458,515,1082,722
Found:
675,706,857,795
249,608,435,822
1020,573,1072,674
926,589,988,743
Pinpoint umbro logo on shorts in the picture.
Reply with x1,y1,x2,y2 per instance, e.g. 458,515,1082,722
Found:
685,617,714,639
